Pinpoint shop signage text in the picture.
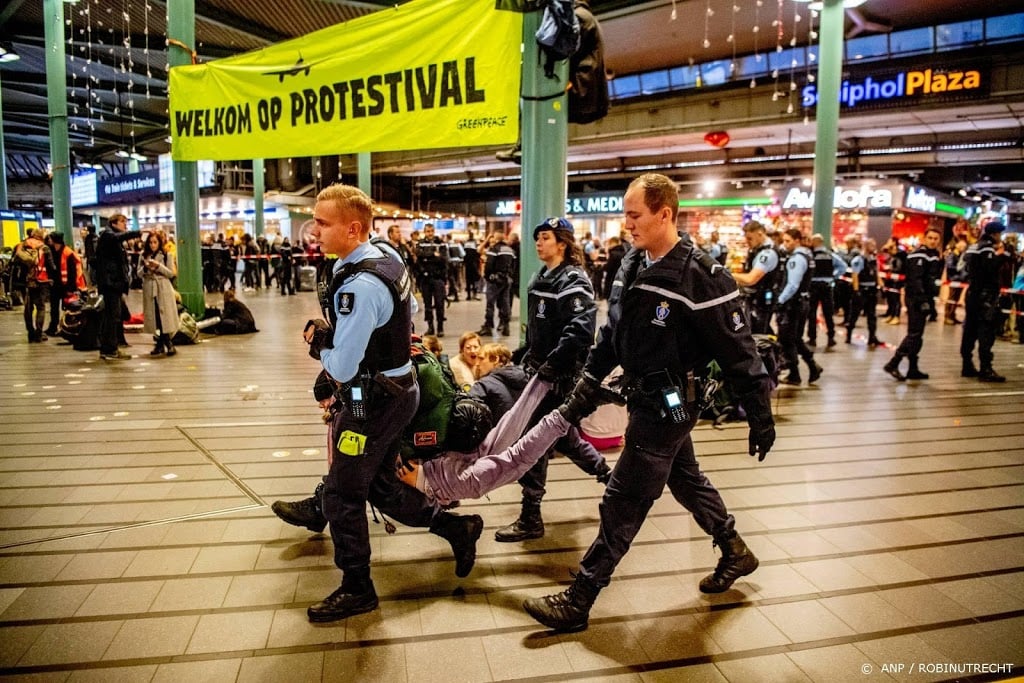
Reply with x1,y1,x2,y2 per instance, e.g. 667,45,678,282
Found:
802,67,984,109
905,186,937,213
493,194,624,217
97,170,161,205
782,186,894,211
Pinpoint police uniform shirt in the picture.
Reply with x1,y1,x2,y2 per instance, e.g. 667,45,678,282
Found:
904,245,942,302
526,263,596,370
963,235,1005,291
848,252,865,277
749,243,779,276
587,238,770,412
777,246,811,305
320,241,412,384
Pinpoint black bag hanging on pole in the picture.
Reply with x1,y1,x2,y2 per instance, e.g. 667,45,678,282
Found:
535,0,580,78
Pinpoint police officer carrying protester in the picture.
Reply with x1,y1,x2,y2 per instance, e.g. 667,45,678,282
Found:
415,223,449,337
302,184,482,623
494,217,608,543
884,227,943,381
523,174,776,633
777,229,822,385
960,220,1009,382
806,233,846,348
733,220,780,334
479,231,516,337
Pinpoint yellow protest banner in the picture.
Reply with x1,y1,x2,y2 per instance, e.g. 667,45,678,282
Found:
169,0,522,161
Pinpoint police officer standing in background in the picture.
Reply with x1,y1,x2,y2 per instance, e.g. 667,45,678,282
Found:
884,227,943,381
806,234,846,348
845,237,882,347
733,220,780,334
494,217,608,543
523,174,775,633
479,231,516,337
777,229,822,385
960,220,1009,382
303,184,482,623
415,223,449,337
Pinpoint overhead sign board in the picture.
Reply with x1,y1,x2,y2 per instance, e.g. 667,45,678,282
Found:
801,63,988,111
782,186,896,211
169,0,522,161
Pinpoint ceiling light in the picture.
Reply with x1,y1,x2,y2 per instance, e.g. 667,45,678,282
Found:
0,42,20,63
115,150,131,158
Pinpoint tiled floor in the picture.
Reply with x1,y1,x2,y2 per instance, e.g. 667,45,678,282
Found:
1,287,1022,682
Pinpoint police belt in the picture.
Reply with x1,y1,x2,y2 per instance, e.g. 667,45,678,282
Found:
337,367,417,407
620,369,706,412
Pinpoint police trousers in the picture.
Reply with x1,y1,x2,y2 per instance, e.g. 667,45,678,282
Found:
322,378,437,573
846,287,878,340
895,299,929,359
807,280,835,342
960,290,999,368
777,298,814,377
483,277,511,328
579,405,734,588
420,276,447,331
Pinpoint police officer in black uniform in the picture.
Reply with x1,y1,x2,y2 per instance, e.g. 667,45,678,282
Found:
806,234,845,348
479,232,516,337
415,223,449,337
463,231,482,301
523,174,775,633
960,220,1009,382
733,220,780,334
302,184,482,623
845,237,882,347
884,227,943,381
777,229,822,385
882,238,908,323
494,217,608,543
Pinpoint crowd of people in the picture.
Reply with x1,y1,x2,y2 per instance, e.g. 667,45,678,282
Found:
4,214,259,358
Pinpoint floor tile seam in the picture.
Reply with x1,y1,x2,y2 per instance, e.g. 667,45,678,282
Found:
692,414,1021,436
2,601,1021,678
174,426,266,507
4,499,1022,558
3,458,1018,495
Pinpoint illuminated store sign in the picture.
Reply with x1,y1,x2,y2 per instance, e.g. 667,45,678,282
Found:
98,170,161,204
492,193,623,216
802,68,984,109
905,186,937,213
782,186,894,211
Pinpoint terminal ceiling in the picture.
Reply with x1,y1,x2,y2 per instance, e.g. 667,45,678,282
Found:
2,0,1022,208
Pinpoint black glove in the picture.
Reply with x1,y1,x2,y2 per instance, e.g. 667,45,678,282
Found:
305,319,334,360
536,360,561,383
557,373,602,425
747,416,776,462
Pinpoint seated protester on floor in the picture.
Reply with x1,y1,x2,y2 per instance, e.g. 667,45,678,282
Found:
448,331,481,390
210,288,258,334
397,376,608,507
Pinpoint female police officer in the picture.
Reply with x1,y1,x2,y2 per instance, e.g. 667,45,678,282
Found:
303,184,482,623
493,216,610,542
523,173,776,632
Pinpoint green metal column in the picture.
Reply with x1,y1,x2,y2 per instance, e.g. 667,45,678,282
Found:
252,159,265,236
0,71,9,210
811,0,845,244
43,0,72,243
518,7,569,339
167,0,203,315
357,153,371,196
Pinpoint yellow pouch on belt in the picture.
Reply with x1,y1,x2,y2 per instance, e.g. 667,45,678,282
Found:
337,430,367,456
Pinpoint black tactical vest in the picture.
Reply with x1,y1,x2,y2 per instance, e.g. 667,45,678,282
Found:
812,247,835,280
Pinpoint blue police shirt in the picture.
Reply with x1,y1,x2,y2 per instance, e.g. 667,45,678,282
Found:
831,252,847,279
778,246,810,304
319,241,412,384
752,244,779,274
848,253,865,276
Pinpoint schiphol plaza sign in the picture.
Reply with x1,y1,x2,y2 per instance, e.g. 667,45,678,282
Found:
801,64,987,110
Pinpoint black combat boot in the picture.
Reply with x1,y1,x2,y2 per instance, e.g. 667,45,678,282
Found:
163,334,176,357
523,572,601,632
499,323,511,336
430,512,484,578
699,532,760,593
978,367,1006,383
905,357,929,380
808,362,823,384
961,359,980,378
477,325,493,336
495,500,544,542
271,482,327,532
307,567,378,622
883,355,906,381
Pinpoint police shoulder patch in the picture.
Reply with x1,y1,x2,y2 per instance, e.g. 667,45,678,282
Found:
339,291,355,315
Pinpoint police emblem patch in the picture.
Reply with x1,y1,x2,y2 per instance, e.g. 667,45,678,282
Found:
652,300,670,327
537,300,547,318
572,297,583,313
732,309,745,331
339,292,355,315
